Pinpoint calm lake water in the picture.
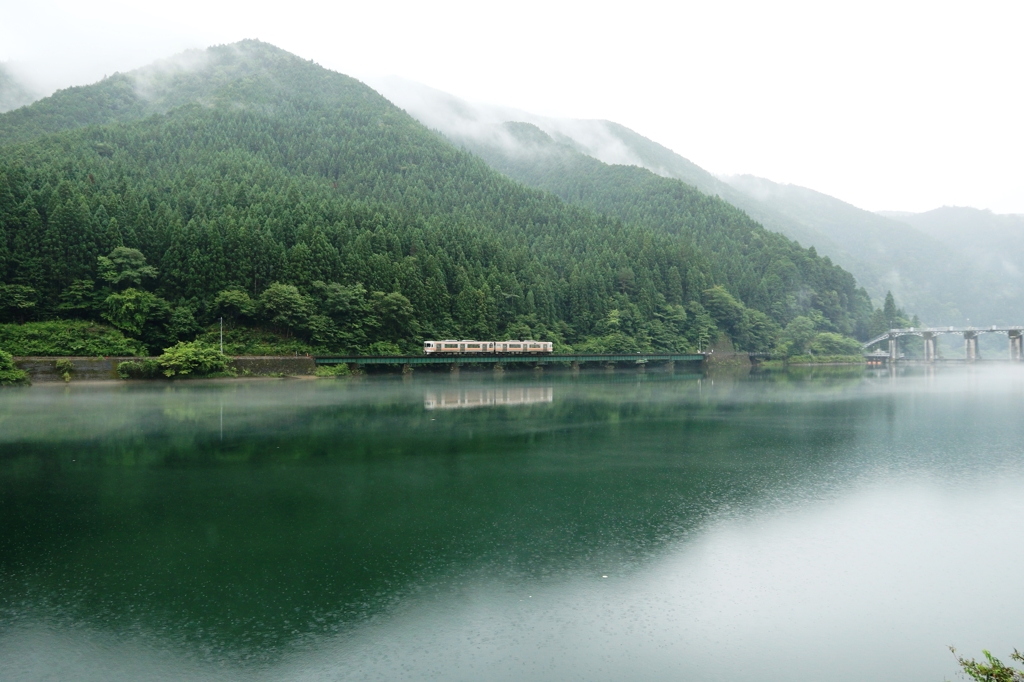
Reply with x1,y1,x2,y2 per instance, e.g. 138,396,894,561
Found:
1,367,1022,681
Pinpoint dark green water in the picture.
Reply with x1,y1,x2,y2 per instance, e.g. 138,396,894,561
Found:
1,367,1022,681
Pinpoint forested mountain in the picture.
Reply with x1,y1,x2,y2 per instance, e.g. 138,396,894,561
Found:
879,207,1024,316
724,179,1024,325
0,41,875,356
375,80,1021,327
449,121,871,340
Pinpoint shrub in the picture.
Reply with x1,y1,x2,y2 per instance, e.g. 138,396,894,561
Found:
314,363,352,378
807,332,863,356
366,341,401,356
116,359,162,379
157,341,228,378
786,354,865,365
195,325,317,356
0,349,30,385
0,321,145,356
55,358,74,382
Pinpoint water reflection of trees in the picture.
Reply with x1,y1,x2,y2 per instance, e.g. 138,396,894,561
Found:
0,371,920,663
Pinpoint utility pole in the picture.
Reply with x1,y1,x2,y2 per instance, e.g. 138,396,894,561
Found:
220,317,224,355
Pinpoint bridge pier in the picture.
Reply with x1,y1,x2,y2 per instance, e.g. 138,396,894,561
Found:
1010,330,1023,360
449,362,460,375
665,360,675,374
402,363,413,375
964,332,979,362
888,335,899,362
571,360,580,373
493,362,505,373
922,333,937,362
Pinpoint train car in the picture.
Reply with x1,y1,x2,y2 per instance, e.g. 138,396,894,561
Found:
423,340,492,354
494,340,553,354
423,340,553,355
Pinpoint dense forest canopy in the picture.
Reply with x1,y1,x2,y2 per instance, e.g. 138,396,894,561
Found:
0,41,879,355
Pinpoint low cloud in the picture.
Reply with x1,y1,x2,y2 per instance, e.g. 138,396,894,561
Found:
367,76,654,171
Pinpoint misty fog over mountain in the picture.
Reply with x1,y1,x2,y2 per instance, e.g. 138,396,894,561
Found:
371,77,1023,326
0,64,40,114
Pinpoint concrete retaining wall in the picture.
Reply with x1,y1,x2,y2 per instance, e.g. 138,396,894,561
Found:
14,356,142,381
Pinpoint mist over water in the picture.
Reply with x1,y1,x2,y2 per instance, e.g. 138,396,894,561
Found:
1,368,1022,681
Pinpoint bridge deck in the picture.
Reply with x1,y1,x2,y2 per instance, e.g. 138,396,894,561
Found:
864,326,1024,348
316,353,705,366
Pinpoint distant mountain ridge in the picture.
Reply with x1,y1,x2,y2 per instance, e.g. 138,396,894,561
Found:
719,177,1024,325
879,206,1024,264
370,78,1022,325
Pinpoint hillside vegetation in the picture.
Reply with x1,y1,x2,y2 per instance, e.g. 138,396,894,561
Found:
0,41,875,356
375,80,1023,327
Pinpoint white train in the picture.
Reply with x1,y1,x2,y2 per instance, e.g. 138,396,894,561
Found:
423,340,554,354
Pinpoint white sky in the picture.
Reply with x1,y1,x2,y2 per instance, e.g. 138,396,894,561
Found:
2,0,1022,214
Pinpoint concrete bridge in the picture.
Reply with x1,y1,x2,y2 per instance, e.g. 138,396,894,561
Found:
863,326,1024,362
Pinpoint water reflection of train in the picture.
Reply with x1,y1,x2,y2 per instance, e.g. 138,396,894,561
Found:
424,387,554,410
423,340,553,354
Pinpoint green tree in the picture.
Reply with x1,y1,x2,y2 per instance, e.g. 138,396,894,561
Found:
259,282,313,334
0,284,37,323
166,306,201,341
883,291,899,325
703,286,745,335
212,287,256,323
97,247,158,289
370,291,417,349
102,288,170,336
56,279,100,317
776,316,817,357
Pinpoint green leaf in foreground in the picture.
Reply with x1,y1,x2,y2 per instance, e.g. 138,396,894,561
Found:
950,647,1024,682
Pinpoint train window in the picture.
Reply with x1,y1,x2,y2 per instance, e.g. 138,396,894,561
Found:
444,344,458,349
468,344,480,348
529,344,540,348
